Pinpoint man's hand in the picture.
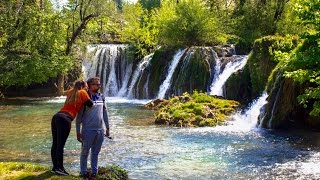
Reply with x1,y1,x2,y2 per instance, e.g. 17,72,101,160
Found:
105,128,110,138
77,133,83,142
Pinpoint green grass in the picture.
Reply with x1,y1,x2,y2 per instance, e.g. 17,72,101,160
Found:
0,162,128,180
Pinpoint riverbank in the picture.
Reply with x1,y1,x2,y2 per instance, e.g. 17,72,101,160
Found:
0,162,128,180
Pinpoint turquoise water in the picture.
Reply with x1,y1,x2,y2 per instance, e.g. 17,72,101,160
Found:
0,98,320,179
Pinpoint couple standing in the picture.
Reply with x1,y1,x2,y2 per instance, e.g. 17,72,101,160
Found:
51,77,110,179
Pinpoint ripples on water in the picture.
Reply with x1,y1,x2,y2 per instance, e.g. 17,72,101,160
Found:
0,98,320,179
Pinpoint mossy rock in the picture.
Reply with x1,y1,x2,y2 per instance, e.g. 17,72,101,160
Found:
148,48,177,98
248,35,299,99
0,162,128,180
146,91,240,127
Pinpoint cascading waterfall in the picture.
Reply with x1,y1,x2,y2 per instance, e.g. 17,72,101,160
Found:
83,45,247,100
82,46,104,79
171,48,195,96
221,92,268,132
117,63,133,97
209,55,248,96
83,44,271,132
209,49,221,91
104,47,119,96
157,49,186,99
82,44,130,97
126,53,154,98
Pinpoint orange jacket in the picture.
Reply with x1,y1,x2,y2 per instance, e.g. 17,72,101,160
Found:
60,89,91,119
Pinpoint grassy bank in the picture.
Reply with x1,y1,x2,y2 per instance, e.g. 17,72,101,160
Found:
0,162,128,180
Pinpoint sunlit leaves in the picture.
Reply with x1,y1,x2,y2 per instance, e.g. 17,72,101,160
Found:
281,0,320,116
0,0,72,87
120,3,159,56
156,0,224,47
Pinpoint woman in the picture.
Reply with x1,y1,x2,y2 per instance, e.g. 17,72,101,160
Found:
51,80,93,176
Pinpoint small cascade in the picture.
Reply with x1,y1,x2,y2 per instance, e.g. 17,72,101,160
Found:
104,46,119,96
143,74,151,98
126,53,154,98
258,72,284,128
157,49,186,99
209,55,248,96
171,48,195,95
117,63,133,97
208,50,221,91
225,92,268,132
242,92,268,127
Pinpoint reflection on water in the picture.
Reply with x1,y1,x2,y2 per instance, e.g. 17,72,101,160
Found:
0,98,320,179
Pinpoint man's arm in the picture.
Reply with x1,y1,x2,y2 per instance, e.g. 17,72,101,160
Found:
103,104,110,137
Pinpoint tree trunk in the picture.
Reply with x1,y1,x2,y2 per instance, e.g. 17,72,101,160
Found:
57,73,65,96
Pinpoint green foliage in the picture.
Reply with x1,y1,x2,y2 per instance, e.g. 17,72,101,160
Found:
0,1,72,87
156,0,226,47
231,0,302,51
278,0,320,116
248,35,299,98
94,165,129,180
62,0,118,54
120,3,159,56
150,91,239,127
139,0,161,10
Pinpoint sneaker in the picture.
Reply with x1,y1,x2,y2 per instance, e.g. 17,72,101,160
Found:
80,172,90,179
90,173,97,179
50,168,57,174
55,168,69,176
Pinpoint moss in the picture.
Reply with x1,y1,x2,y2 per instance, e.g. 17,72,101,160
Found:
148,48,177,98
224,64,252,105
147,91,240,127
248,35,299,98
171,47,212,96
0,162,128,180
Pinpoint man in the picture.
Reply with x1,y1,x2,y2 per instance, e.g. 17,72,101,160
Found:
76,77,110,178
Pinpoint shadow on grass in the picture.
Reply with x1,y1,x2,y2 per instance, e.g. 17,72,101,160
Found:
19,171,79,180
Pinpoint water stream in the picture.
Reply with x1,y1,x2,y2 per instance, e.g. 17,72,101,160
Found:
0,98,320,179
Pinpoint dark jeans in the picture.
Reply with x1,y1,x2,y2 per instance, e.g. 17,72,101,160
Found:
51,112,72,169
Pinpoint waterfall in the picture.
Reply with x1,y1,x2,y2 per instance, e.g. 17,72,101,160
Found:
208,50,221,91
157,49,186,99
242,92,268,127
223,92,268,132
209,55,248,96
143,74,151,98
117,63,133,97
82,44,130,97
126,53,154,98
83,46,104,80
83,45,242,99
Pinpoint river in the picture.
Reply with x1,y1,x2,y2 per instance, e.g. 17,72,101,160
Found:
0,97,320,179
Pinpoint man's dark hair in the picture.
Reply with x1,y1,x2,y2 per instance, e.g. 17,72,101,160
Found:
87,77,100,88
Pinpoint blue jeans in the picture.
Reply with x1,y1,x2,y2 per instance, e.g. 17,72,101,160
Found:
80,129,104,174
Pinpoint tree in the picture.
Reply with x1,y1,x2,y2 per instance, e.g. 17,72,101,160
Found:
284,0,320,116
156,0,226,47
120,3,159,56
54,0,117,95
0,0,72,88
138,0,161,10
